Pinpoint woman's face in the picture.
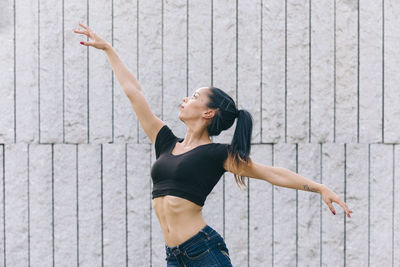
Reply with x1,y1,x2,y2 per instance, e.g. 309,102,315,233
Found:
178,87,215,123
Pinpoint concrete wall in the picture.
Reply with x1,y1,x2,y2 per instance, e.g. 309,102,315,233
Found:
0,0,399,266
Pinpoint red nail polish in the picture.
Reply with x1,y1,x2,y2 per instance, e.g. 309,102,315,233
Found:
332,210,336,215
80,41,84,45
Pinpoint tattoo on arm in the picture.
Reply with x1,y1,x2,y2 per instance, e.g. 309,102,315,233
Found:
303,184,319,193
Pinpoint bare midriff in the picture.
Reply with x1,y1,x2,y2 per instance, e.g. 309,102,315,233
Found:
153,195,207,247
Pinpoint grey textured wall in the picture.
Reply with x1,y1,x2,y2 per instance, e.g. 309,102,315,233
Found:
0,0,399,266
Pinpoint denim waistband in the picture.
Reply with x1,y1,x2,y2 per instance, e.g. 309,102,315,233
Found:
165,225,218,257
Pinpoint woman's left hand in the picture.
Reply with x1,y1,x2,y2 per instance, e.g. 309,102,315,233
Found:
320,184,353,218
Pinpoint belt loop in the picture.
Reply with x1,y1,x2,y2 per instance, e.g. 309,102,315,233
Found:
171,247,181,256
200,229,210,240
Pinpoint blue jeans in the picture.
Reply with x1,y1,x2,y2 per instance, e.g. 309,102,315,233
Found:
165,225,233,266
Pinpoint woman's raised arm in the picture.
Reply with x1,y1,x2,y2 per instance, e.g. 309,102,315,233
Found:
73,22,166,144
74,22,140,93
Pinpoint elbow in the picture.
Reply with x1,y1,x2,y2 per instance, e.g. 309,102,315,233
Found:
125,82,142,92
125,85,141,102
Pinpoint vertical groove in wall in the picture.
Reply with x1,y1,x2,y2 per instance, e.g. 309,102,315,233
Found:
344,144,347,266
2,145,6,267
284,0,287,144
235,0,238,106
87,0,90,144
13,0,16,143
392,145,395,266
333,0,336,143
248,0,255,252
100,144,104,267
368,144,370,265
28,144,31,266
357,0,360,143
295,144,298,267
249,4,257,260
382,0,384,143
186,0,188,97
260,0,263,143
149,145,153,266
155,0,164,263
161,0,164,122
319,144,322,267
211,0,213,87
210,1,214,146
308,0,311,144
124,144,128,267
111,0,114,143
136,0,140,144
223,172,225,238
248,172,250,265
62,0,65,144
38,0,41,144
260,0,264,143
76,145,80,267
51,145,55,266
232,0,238,242
271,144,274,267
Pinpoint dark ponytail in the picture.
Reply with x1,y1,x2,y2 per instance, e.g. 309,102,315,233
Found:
205,87,253,191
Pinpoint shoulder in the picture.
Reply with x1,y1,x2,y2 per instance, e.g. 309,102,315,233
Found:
212,143,229,154
155,123,170,138
154,124,179,158
155,124,178,142
210,143,230,172
217,144,254,175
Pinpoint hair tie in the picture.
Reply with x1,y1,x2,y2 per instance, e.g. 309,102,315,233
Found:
218,98,239,118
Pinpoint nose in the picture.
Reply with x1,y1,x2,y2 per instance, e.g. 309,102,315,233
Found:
182,97,188,103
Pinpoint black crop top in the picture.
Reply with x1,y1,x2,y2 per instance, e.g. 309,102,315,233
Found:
150,124,229,207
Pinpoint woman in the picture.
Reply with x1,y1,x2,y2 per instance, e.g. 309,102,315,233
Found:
73,22,353,267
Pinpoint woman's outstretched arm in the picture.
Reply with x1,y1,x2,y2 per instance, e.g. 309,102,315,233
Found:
224,158,353,218
270,167,353,218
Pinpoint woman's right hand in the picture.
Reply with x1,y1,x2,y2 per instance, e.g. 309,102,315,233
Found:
73,22,110,51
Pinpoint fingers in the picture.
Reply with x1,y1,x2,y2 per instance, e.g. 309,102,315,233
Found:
73,28,86,35
78,21,88,29
73,26,89,38
73,22,91,36
328,197,353,218
321,186,353,218
80,41,94,47
326,201,336,215
337,199,353,218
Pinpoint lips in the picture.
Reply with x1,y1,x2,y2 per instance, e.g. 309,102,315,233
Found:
180,105,184,109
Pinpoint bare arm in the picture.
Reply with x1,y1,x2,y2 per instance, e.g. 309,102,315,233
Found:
104,43,141,94
224,158,353,218
73,22,165,143
267,166,324,193
102,44,165,143
224,159,324,193
270,167,352,217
